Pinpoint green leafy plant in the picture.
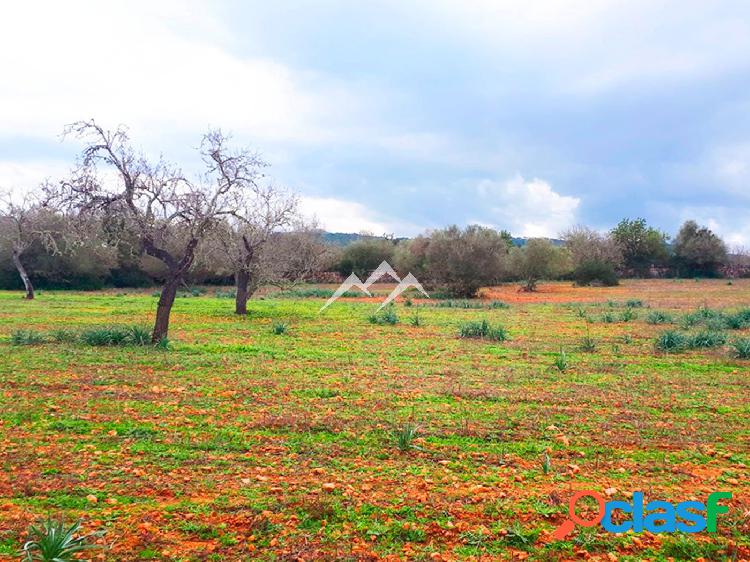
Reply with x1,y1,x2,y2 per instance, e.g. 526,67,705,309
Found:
687,330,727,349
271,321,289,335
619,309,637,322
409,312,422,327
646,310,673,324
458,320,507,341
394,423,421,452
542,453,552,474
11,330,46,345
368,306,399,325
655,330,688,352
79,326,151,346
731,338,750,359
22,517,100,561
50,329,78,343
579,335,597,353
600,312,615,323
552,348,568,372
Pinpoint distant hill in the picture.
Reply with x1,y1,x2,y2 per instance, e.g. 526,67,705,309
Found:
321,231,563,247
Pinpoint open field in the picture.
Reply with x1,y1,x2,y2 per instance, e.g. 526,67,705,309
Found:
0,280,748,561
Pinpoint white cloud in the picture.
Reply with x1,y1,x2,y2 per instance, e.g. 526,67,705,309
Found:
477,174,580,237
0,1,370,147
299,196,422,236
0,161,70,194
415,0,750,95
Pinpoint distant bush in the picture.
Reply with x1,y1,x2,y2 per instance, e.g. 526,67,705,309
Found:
429,299,509,309
214,289,236,299
458,319,508,341
11,329,46,345
572,259,619,287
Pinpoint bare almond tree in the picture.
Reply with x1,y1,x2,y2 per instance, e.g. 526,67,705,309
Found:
0,190,70,299
0,191,40,299
48,120,266,342
213,180,298,315
260,223,337,288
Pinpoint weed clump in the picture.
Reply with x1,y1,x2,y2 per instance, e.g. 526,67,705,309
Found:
368,306,399,325
655,330,688,352
687,330,727,349
646,311,673,325
552,348,568,372
271,321,289,335
578,335,597,353
458,320,507,341
731,338,750,359
394,423,420,452
11,329,46,345
79,326,152,347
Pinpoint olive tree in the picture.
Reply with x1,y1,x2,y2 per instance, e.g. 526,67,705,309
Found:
48,120,263,342
510,238,571,291
673,220,727,277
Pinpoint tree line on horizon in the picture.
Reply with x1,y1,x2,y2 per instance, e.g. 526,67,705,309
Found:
1,121,747,340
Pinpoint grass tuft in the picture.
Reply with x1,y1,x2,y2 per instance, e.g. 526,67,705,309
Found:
458,319,508,341
11,330,46,345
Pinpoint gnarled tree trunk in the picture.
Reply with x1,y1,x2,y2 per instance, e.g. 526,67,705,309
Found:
11,249,34,300
235,269,250,315
152,277,180,343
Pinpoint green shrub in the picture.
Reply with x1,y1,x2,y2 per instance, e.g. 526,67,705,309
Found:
79,326,151,347
11,330,46,345
625,299,645,308
458,320,508,341
368,306,399,325
409,312,422,327
271,321,289,335
214,289,236,299
22,517,100,561
578,336,597,353
600,312,615,323
50,329,78,343
731,338,750,359
572,259,619,287
646,310,673,324
655,330,688,352
687,330,727,349
619,309,637,322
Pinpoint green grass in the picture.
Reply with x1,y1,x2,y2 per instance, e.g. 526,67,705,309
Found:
0,284,747,560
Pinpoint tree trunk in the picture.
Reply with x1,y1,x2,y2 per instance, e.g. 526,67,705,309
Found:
152,277,180,343
11,250,34,300
235,270,250,315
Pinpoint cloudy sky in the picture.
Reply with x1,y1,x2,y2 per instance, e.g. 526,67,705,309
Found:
1,1,750,244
